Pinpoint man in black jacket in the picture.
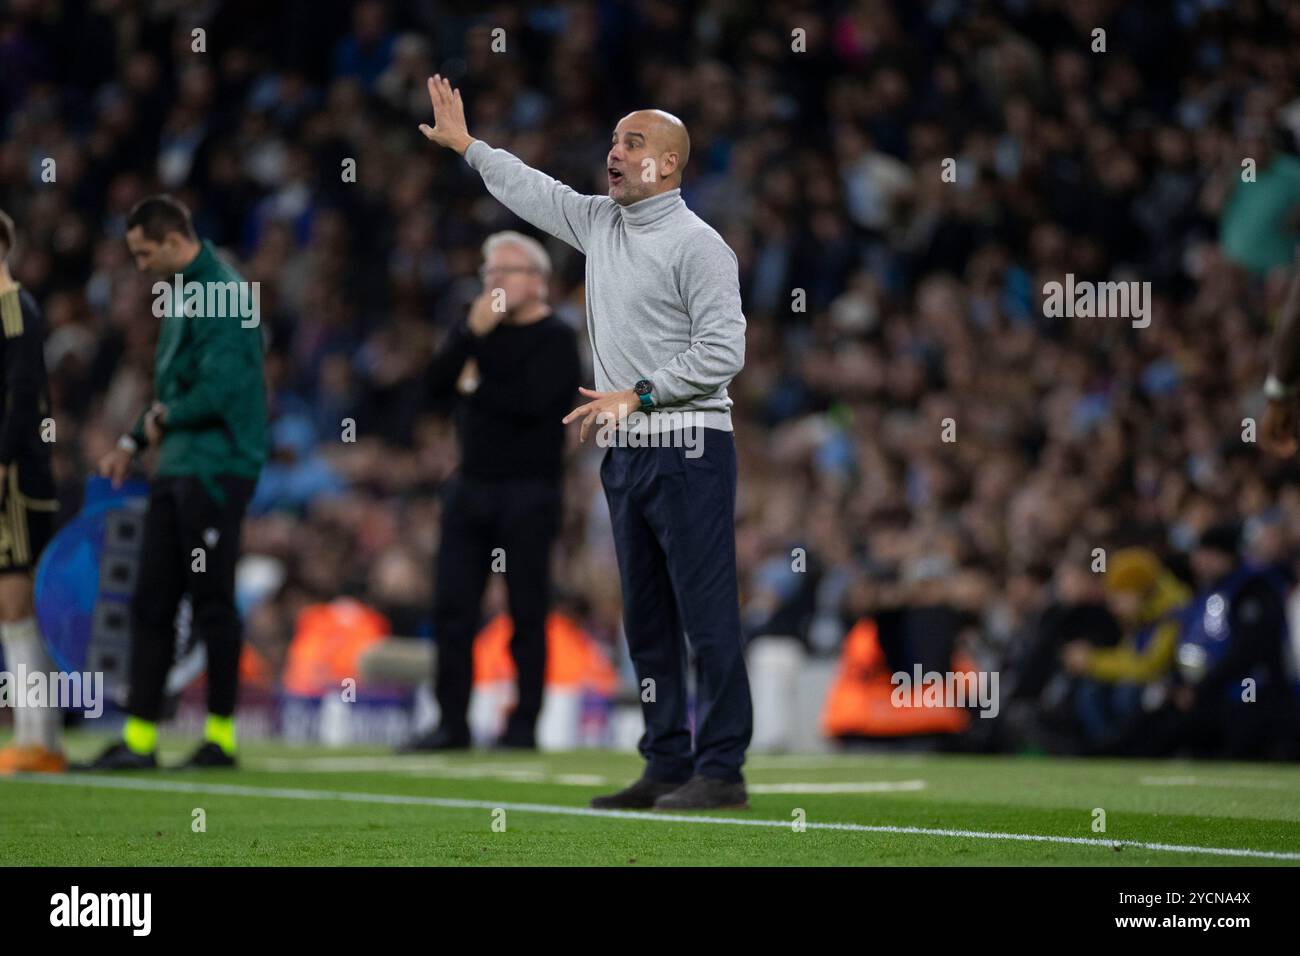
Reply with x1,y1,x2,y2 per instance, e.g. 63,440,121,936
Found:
403,231,580,751
0,208,64,774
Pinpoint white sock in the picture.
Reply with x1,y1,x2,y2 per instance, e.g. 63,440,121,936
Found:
1,618,61,751
1,620,33,745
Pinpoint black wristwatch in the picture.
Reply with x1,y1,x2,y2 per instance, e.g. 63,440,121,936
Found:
634,379,655,410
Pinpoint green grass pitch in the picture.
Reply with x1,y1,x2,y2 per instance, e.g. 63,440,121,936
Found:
3,732,1298,866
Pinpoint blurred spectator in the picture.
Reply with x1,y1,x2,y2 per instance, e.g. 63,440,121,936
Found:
1060,548,1191,753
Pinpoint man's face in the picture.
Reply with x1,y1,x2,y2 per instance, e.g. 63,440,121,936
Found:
480,242,544,318
126,227,184,277
1055,563,1099,603
607,114,676,205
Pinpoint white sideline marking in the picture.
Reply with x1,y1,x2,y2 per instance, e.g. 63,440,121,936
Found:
7,773,1299,861
1140,775,1298,791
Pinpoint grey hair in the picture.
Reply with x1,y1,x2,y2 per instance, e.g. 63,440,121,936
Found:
481,230,552,277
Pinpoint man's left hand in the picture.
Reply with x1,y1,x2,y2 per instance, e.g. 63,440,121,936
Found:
563,387,638,442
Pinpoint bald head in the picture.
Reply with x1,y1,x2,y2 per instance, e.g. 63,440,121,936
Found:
627,109,690,171
606,109,691,205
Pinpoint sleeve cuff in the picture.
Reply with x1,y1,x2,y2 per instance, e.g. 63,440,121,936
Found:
647,369,686,407
464,139,487,168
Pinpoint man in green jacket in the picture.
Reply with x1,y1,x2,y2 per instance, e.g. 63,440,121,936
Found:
88,195,267,770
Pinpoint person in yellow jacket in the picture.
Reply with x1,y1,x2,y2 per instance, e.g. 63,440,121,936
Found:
1060,547,1191,751
1062,548,1191,682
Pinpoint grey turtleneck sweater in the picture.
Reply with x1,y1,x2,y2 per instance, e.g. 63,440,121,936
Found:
464,140,745,433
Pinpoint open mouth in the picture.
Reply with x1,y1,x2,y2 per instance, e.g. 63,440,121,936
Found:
608,167,624,186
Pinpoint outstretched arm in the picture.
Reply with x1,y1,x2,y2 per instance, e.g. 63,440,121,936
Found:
418,75,603,253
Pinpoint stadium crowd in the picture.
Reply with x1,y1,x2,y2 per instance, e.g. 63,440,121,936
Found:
3,0,1300,758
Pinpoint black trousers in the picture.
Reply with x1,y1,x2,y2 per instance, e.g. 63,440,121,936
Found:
433,474,561,741
128,474,255,722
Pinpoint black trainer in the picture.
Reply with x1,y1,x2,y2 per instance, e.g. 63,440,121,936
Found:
176,742,237,769
76,741,158,771
653,775,749,811
590,777,686,809
398,727,470,753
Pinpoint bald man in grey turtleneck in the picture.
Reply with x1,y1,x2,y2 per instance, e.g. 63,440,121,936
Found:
420,75,753,810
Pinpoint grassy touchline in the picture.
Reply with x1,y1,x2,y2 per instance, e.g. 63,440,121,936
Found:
6,772,1299,862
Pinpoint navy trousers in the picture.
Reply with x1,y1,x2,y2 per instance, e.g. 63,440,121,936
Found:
600,428,752,783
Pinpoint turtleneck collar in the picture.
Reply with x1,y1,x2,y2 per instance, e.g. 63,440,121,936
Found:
181,240,216,280
618,188,684,227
